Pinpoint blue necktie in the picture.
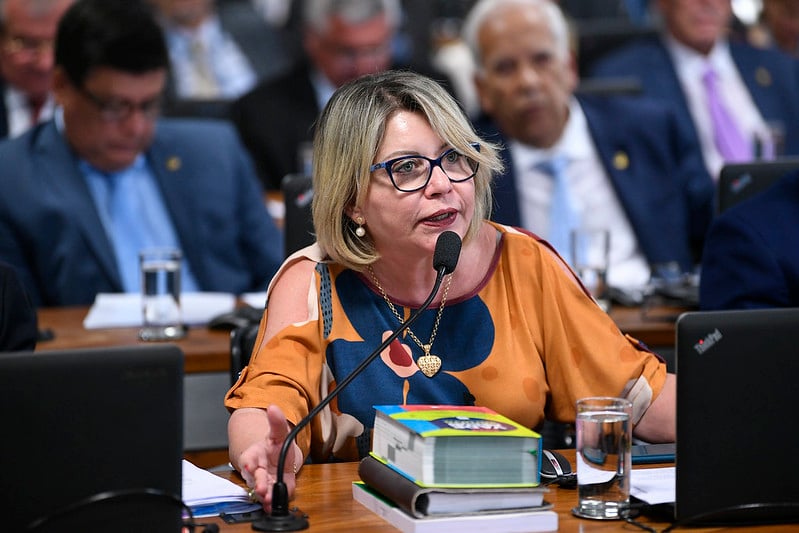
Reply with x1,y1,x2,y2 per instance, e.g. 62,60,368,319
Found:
105,167,156,292
539,156,578,263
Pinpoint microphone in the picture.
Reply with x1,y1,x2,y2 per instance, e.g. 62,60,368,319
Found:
252,231,462,531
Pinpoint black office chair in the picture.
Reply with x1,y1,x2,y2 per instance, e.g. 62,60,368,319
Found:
229,323,260,385
281,173,316,258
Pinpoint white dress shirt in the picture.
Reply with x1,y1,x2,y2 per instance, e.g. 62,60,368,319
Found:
509,98,651,289
4,86,55,138
165,15,257,100
665,35,772,180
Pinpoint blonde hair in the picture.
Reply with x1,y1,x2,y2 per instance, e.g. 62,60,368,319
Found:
312,70,503,271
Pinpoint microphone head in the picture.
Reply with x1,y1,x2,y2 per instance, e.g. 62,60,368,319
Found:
433,231,462,275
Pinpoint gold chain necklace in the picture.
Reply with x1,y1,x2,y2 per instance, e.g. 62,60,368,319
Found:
367,265,452,378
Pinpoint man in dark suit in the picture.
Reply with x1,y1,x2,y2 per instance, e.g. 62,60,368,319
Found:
0,260,37,351
463,0,714,290
0,0,283,307
0,0,73,138
231,0,437,191
590,0,799,180
700,170,799,310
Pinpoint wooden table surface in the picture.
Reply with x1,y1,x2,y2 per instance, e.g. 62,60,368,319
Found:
36,305,233,374
36,304,685,373
202,449,786,532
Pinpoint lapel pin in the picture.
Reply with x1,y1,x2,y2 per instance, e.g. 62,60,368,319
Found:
613,151,629,171
166,156,181,172
755,67,772,87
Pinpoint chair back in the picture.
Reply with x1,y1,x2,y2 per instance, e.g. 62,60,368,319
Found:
281,173,316,257
230,323,260,385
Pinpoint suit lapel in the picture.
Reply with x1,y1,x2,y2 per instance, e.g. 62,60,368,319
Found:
34,122,121,287
146,126,206,286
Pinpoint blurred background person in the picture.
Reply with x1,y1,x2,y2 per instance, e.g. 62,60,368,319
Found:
0,0,283,307
0,0,73,138
150,0,291,103
747,0,799,57
231,0,450,191
464,0,714,291
590,0,799,181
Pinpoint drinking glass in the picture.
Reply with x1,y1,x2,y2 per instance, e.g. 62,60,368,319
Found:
139,248,186,341
572,397,632,520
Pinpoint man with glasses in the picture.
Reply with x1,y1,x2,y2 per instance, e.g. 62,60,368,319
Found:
0,0,73,138
231,0,448,192
0,0,283,307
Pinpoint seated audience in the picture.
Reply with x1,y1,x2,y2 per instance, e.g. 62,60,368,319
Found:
747,0,799,57
0,0,73,138
700,169,799,309
0,260,37,351
463,0,714,289
590,0,799,180
230,0,449,191
225,70,676,510
150,0,290,102
0,0,283,307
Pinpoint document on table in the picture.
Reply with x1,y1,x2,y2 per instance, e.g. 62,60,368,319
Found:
630,467,675,505
83,292,236,328
182,460,261,518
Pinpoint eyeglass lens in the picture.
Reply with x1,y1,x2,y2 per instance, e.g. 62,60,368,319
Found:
388,150,478,191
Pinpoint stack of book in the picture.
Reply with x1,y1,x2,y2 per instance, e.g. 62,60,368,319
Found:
352,405,558,532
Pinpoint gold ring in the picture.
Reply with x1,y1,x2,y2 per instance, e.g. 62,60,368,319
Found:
248,487,257,502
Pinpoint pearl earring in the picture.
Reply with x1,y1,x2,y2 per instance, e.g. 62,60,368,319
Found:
355,216,366,237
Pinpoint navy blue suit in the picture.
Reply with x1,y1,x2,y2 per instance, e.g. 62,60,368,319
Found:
475,95,715,272
700,170,799,310
0,118,284,307
590,36,799,164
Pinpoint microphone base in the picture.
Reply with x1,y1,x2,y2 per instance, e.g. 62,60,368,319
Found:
251,507,309,531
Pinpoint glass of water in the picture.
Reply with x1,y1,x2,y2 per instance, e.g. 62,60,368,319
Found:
570,229,611,312
139,247,186,341
572,396,632,520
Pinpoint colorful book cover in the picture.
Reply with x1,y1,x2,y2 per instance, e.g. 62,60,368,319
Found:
374,405,541,438
372,405,542,487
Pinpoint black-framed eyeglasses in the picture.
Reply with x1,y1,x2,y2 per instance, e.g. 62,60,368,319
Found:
369,143,480,192
77,85,162,122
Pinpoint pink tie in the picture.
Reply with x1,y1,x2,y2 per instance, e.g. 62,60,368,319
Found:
702,65,751,163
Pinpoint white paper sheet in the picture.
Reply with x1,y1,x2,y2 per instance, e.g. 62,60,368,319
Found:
82,292,236,329
630,467,675,505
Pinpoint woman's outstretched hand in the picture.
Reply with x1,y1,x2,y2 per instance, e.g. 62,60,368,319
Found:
238,405,302,511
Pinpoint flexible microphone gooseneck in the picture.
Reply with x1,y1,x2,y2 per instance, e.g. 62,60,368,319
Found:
252,231,462,531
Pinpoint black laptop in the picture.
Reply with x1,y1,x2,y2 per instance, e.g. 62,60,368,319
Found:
0,345,184,532
674,308,799,526
717,158,799,213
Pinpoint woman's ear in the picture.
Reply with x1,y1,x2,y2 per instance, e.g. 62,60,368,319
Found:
345,206,361,222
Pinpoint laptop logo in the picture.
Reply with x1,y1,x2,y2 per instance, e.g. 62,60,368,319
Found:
694,328,723,354
730,173,752,195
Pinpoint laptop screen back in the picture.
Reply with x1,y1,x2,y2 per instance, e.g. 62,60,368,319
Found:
675,308,799,525
717,158,799,214
0,345,184,532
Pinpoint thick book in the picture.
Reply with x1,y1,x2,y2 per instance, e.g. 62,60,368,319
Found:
352,482,558,533
358,455,549,518
371,405,542,487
